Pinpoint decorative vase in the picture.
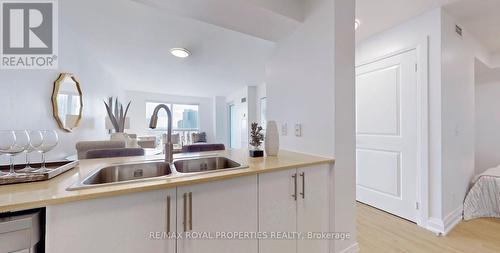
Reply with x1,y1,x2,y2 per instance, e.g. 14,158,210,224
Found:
265,121,279,156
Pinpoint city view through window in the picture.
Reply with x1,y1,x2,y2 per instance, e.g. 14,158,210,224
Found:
145,102,199,131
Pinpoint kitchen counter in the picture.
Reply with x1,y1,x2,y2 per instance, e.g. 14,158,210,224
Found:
0,149,334,213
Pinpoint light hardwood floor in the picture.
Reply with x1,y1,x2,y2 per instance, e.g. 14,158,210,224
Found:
357,202,500,253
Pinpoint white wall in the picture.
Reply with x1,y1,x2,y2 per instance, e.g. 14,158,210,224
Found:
266,0,336,157
266,0,357,251
475,80,500,174
226,86,252,149
440,10,478,222
332,0,356,251
213,96,228,146
356,8,443,225
0,0,124,164
255,84,267,126
247,86,258,131
125,90,215,142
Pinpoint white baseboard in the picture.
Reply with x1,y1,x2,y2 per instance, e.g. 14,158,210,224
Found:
426,217,445,235
337,242,359,253
443,205,463,235
426,205,463,236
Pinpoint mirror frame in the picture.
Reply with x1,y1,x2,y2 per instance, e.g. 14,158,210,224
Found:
51,73,84,132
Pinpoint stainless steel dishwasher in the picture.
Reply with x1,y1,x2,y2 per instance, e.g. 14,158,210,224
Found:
0,211,41,253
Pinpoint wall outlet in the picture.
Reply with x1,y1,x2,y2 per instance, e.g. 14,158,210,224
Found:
281,123,288,136
295,123,302,137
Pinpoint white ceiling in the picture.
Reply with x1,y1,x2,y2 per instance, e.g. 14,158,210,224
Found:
131,0,304,42
444,0,500,54
63,0,287,97
356,0,460,42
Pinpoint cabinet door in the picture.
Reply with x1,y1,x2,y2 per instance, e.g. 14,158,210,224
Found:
177,175,258,253
297,164,331,253
259,168,298,253
46,189,176,253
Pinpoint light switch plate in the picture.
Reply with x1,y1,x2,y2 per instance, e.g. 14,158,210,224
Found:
281,123,288,136
295,123,302,137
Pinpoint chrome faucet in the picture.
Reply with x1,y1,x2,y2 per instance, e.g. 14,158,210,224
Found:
149,104,173,163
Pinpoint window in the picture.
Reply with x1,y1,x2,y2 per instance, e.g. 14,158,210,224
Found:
145,102,200,147
146,102,199,131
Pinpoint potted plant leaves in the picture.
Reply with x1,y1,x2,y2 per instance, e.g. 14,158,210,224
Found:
249,122,264,157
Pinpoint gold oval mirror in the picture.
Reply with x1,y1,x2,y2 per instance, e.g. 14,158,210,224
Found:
51,73,83,132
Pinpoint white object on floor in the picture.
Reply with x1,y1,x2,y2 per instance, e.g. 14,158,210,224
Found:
463,165,500,220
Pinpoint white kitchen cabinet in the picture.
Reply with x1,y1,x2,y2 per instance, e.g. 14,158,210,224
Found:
259,164,331,253
259,168,298,253
46,189,176,253
176,175,258,253
297,166,331,253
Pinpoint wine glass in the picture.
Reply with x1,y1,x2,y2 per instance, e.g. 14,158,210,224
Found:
0,131,16,177
18,130,43,173
34,130,59,173
1,130,30,177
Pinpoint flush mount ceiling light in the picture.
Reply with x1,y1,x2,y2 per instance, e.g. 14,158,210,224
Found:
170,48,190,58
355,19,361,30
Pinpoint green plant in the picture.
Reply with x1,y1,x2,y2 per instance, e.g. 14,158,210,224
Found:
104,97,131,133
250,122,264,148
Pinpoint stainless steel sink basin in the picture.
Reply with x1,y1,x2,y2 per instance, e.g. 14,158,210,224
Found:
67,156,248,191
173,156,247,173
68,161,173,190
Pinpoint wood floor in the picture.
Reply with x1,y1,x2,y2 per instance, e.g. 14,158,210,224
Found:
357,202,500,253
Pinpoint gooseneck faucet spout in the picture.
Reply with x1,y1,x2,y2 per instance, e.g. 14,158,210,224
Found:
149,104,173,163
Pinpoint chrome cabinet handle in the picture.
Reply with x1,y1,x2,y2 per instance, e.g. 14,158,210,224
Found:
183,193,187,232
167,195,171,233
188,192,193,231
292,173,298,201
300,172,305,199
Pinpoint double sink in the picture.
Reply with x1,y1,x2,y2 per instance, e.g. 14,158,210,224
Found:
68,156,247,190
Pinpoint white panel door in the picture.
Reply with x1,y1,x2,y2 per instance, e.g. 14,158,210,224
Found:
177,175,258,253
355,49,418,222
259,169,298,253
297,165,330,253
46,189,176,253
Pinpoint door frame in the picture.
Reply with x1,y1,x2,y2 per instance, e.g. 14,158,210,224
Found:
227,102,236,149
355,37,429,228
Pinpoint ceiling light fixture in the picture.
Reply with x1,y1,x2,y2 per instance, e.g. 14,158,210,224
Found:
355,19,361,30
170,48,190,58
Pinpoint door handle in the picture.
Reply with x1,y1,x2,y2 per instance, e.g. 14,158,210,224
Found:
300,172,305,199
292,173,298,201
167,195,171,233
188,192,193,231
183,193,187,232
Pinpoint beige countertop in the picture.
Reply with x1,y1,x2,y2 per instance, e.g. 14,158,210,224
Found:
0,149,334,213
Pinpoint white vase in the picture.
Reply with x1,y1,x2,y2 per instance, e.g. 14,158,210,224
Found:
265,121,279,156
